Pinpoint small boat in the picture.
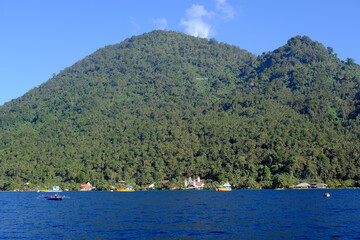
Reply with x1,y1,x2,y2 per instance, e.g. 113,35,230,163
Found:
216,182,232,191
43,194,63,200
323,193,330,198
40,186,63,193
117,185,135,192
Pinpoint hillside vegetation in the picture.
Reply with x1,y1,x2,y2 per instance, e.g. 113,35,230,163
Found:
1,30,360,190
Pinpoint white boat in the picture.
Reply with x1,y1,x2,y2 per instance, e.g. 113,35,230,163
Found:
117,185,135,192
216,182,232,191
39,186,63,193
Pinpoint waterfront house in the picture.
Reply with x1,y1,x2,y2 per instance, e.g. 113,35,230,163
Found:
293,183,310,189
80,182,92,191
310,182,328,188
170,185,180,190
147,182,156,190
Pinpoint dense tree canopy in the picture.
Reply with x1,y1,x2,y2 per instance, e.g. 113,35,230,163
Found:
1,30,360,190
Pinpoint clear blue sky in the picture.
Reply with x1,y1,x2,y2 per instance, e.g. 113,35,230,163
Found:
1,0,359,105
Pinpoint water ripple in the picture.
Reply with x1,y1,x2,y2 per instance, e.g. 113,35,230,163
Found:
0,190,359,239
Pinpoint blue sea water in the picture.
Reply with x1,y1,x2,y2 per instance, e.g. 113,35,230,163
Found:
0,189,360,239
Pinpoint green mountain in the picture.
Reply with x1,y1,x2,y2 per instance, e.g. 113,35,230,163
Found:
1,30,360,190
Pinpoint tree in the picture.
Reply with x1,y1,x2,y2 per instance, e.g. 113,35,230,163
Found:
327,47,334,55
77,171,86,183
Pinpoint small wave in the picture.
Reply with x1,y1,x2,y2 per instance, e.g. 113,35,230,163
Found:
209,231,232,235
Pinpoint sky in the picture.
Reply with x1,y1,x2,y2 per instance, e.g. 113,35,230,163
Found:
1,0,359,105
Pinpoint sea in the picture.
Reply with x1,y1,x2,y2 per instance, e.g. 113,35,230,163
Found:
0,189,359,239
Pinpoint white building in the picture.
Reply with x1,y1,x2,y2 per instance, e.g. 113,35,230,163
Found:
185,176,205,190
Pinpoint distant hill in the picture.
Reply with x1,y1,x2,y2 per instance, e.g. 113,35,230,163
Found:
1,30,360,190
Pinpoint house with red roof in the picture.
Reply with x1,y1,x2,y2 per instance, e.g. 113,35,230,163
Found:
80,182,92,191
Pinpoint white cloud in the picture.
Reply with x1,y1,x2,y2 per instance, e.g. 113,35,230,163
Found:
185,4,214,19
180,4,214,38
215,0,235,19
180,1,236,38
153,18,168,30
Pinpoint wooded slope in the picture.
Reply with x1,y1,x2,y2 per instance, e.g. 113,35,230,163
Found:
1,31,360,190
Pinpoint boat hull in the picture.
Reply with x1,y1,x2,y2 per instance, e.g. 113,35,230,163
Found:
44,195,63,200
216,187,232,191
40,189,63,193
45,197,63,200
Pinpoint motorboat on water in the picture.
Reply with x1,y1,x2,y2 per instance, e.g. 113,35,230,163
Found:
117,185,135,192
39,186,63,193
43,194,63,200
216,182,232,191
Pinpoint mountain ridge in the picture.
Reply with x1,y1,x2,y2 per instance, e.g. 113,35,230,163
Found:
1,30,360,190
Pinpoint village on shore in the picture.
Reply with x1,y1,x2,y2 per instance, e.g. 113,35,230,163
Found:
9,175,343,192
77,180,331,191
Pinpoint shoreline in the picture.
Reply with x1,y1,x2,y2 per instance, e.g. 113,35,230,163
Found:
2,187,357,192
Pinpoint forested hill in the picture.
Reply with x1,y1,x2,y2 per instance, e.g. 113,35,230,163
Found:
1,30,360,190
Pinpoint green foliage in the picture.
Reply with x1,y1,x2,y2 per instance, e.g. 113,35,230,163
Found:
0,31,360,190
77,171,86,183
